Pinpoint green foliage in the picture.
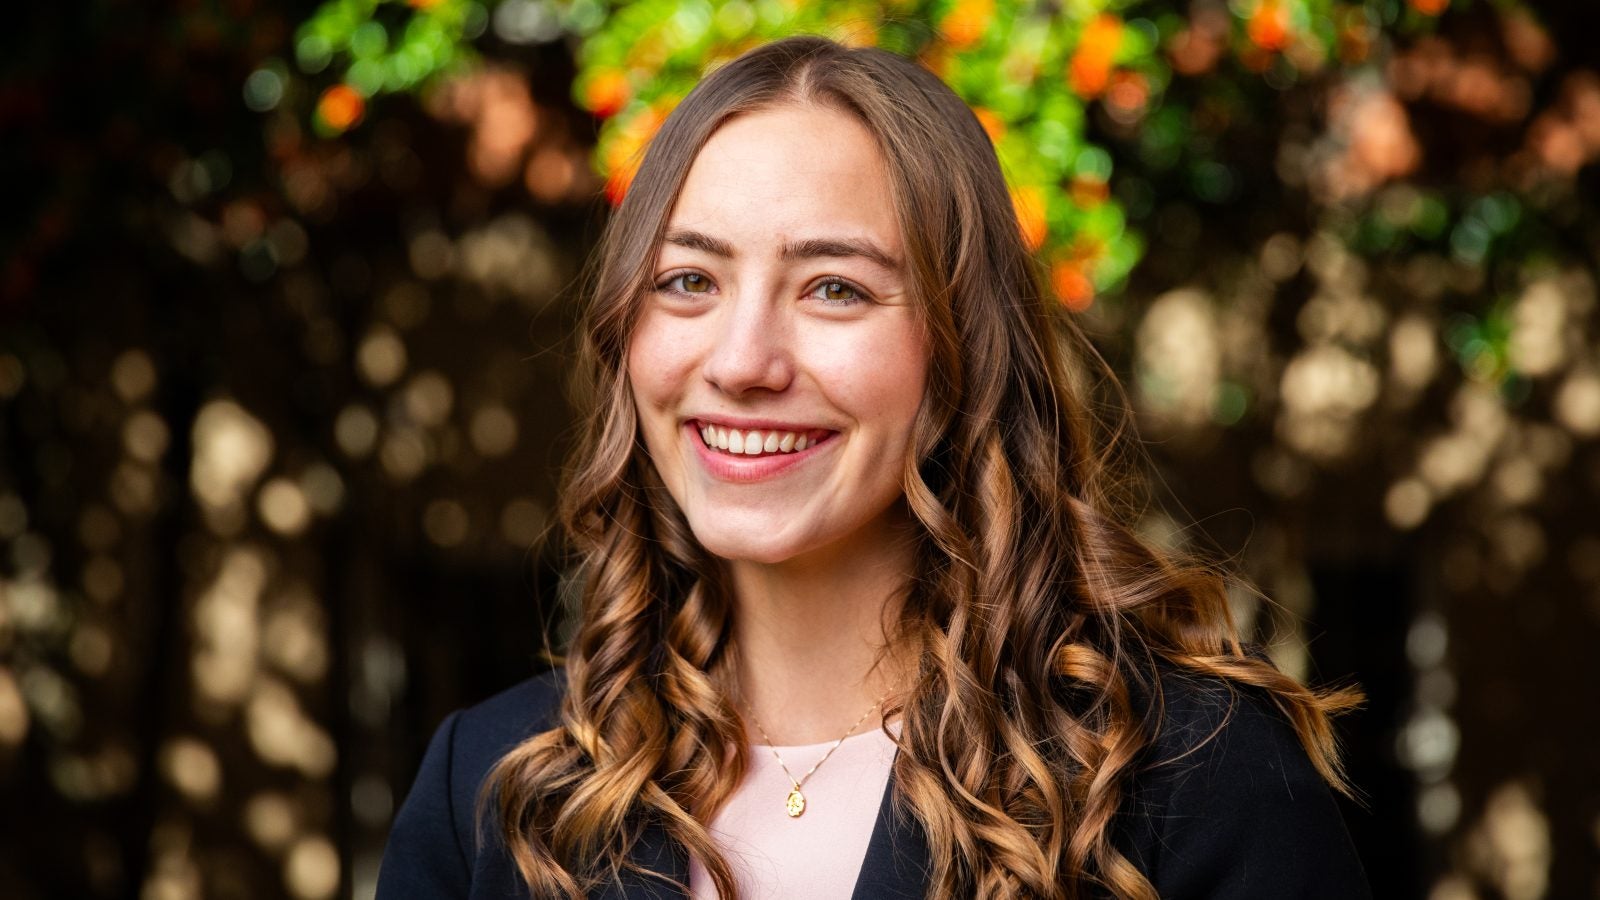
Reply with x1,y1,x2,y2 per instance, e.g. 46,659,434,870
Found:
564,0,1507,307
575,0,1161,306
296,0,489,94
285,0,535,133
279,0,1535,317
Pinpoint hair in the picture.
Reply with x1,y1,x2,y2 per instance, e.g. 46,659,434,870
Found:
484,35,1360,899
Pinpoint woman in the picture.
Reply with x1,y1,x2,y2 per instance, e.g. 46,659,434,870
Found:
377,35,1371,899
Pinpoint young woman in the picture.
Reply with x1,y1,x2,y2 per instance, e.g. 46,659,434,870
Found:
377,35,1371,900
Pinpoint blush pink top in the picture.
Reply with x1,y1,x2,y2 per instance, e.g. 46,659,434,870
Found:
688,721,901,899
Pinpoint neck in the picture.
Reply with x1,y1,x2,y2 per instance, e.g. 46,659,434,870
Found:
727,511,919,745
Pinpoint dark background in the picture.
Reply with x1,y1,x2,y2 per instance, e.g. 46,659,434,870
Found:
4,1,1598,898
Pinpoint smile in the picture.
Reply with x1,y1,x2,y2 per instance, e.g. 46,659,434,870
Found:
684,419,838,483
692,420,836,458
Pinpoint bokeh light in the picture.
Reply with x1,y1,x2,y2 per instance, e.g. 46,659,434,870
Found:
7,1,1599,898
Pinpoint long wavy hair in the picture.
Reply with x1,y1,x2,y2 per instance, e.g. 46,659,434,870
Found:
485,35,1359,899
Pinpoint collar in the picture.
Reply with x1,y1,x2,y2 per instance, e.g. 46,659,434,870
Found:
593,761,931,899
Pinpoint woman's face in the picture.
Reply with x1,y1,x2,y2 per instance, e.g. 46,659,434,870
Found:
627,102,929,567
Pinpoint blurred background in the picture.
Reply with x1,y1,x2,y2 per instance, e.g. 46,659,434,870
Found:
4,0,1598,897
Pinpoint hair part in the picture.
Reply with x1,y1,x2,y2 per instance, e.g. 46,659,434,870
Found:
484,35,1359,899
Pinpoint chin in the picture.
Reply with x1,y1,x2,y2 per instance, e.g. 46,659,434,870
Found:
692,533,807,566
687,519,814,566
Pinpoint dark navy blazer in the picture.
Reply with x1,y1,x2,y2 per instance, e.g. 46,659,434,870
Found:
376,667,1372,899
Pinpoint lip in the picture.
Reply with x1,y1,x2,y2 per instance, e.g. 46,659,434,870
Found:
686,413,835,433
685,420,838,483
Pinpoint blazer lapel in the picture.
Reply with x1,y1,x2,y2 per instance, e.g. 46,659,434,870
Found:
594,817,691,900
849,764,932,899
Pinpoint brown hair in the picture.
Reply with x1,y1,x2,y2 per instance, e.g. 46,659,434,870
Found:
484,35,1359,899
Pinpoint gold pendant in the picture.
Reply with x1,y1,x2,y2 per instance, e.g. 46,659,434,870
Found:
785,787,806,818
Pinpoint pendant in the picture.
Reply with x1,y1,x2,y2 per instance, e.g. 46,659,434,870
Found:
785,787,806,818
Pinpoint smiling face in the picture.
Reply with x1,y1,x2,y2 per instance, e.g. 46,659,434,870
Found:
626,102,929,567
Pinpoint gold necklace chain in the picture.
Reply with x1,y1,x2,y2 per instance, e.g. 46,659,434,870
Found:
743,688,895,819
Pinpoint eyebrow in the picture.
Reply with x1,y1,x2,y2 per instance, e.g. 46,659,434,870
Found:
662,228,904,273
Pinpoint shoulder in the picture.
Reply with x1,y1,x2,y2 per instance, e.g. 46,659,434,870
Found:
1138,667,1324,801
1114,666,1372,899
376,667,568,899
448,666,571,795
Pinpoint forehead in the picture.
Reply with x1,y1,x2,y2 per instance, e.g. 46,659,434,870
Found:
664,103,902,256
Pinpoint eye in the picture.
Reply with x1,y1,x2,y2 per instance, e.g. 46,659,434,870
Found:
655,270,715,296
810,278,869,307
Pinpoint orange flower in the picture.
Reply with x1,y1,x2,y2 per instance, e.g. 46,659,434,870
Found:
1051,260,1094,311
604,161,637,206
940,0,992,49
1408,0,1448,14
316,85,364,132
406,0,444,8
1069,15,1123,99
918,45,952,79
1168,27,1224,76
601,103,671,205
973,107,1006,145
1105,70,1149,117
583,70,631,119
1247,0,1291,53
1069,176,1110,208
1011,185,1048,251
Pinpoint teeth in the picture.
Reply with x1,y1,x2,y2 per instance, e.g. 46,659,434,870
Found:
699,425,818,456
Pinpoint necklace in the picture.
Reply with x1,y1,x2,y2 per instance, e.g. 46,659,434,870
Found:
742,688,895,818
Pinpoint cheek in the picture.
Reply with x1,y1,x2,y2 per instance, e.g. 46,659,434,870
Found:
626,311,697,411
808,318,929,435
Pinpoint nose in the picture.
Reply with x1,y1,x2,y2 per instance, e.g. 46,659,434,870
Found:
701,288,794,397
